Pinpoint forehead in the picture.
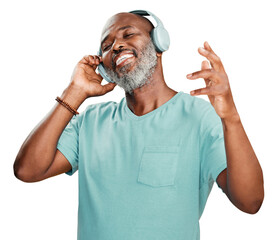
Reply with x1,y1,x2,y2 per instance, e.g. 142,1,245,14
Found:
101,13,153,41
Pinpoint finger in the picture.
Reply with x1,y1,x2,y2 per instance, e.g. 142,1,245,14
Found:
186,69,219,83
190,86,212,96
201,60,213,86
96,72,103,81
194,57,215,101
81,56,101,76
83,64,98,76
80,55,100,66
204,41,226,72
88,55,100,66
87,55,101,70
204,41,215,54
79,55,90,64
94,55,101,63
198,47,222,71
201,60,210,70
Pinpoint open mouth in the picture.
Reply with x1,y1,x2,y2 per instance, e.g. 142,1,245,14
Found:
112,50,137,70
116,54,134,67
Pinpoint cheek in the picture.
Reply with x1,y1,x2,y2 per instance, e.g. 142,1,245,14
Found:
136,39,151,55
102,52,113,68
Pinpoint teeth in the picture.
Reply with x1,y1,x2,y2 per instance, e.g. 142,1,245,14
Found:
116,54,134,66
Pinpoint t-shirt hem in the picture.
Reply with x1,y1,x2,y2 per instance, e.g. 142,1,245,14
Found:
213,162,227,182
57,142,78,176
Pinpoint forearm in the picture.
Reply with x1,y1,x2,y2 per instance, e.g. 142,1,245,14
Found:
222,113,264,213
14,84,86,180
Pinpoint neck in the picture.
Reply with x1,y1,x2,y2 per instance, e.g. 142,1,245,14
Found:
125,59,178,116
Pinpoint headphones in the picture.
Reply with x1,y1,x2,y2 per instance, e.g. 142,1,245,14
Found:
97,10,170,83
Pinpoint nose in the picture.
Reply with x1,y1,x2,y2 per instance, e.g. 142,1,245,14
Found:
112,39,125,53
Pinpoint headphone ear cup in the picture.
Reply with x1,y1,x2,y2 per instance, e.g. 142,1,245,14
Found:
151,27,170,52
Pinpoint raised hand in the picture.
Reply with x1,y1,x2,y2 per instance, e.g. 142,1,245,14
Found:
70,55,117,98
186,41,238,121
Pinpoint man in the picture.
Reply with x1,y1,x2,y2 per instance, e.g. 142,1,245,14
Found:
14,10,264,240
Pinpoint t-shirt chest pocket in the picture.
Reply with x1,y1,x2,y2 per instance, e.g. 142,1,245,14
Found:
137,146,180,187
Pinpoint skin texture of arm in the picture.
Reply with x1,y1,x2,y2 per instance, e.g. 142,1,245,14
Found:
13,56,117,182
13,86,84,182
187,41,264,214
216,116,264,214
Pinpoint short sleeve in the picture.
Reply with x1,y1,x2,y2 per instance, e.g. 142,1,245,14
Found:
57,115,80,176
199,103,227,186
198,102,227,217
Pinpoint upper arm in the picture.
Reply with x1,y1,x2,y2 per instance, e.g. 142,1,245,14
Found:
216,168,229,197
40,149,72,181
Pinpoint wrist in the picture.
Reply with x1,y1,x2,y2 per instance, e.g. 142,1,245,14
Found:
60,84,87,110
221,112,241,129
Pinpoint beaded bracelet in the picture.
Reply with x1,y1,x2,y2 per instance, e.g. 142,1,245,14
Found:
55,97,79,115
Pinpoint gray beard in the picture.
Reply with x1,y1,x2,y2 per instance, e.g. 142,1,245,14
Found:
105,40,158,95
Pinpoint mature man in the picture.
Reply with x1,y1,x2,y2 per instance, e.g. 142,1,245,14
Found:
14,10,264,240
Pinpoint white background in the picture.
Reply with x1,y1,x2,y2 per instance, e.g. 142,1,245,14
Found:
1,0,275,239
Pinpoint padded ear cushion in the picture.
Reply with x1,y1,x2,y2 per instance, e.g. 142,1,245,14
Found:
151,26,170,52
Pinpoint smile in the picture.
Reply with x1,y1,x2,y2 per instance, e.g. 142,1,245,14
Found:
112,50,137,70
116,54,134,65
115,54,135,68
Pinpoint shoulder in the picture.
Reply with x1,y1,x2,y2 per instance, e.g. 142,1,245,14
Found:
84,100,118,114
81,100,119,118
178,92,216,120
75,100,120,124
178,92,222,133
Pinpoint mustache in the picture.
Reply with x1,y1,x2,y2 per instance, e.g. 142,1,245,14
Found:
111,48,138,70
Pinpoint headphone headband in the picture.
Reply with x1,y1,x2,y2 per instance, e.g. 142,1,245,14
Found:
129,10,165,28
129,10,170,52
99,9,170,55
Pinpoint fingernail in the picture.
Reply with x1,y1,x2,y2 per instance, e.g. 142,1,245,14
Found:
187,74,193,78
190,91,195,95
199,47,206,52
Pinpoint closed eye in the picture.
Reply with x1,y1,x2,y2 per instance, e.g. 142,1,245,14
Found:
124,33,134,38
103,44,112,51
102,33,135,52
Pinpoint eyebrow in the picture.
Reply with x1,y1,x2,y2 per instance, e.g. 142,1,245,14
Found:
101,25,135,48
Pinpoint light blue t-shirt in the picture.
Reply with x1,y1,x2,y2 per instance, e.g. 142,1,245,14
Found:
57,91,227,240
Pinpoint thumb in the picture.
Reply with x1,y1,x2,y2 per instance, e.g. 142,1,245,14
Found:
102,82,117,94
